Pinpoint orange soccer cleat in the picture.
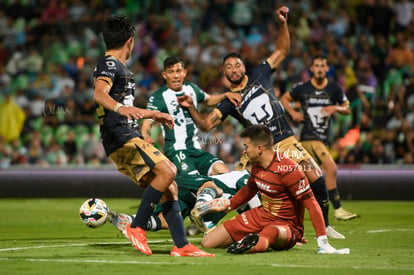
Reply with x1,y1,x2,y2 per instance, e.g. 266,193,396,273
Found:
126,224,152,255
170,243,215,257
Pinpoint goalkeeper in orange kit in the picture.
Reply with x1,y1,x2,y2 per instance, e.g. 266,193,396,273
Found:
196,125,350,254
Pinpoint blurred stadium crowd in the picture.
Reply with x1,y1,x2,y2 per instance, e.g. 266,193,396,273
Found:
0,0,414,169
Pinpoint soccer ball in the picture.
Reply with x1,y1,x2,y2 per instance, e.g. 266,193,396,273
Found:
79,198,109,228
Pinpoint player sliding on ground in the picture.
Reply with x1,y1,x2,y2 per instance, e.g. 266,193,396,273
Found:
107,170,260,236
195,125,350,254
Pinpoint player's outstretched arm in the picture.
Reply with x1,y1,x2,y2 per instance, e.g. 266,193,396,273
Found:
150,111,174,129
302,196,350,254
267,6,290,70
178,95,222,131
94,77,145,120
203,92,241,107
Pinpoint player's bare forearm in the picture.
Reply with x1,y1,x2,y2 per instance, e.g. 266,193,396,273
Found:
323,104,350,115
204,94,226,106
93,79,117,111
150,111,174,129
337,102,351,115
187,105,220,131
281,92,303,122
276,14,290,56
280,92,294,115
141,119,154,143
94,79,144,120
204,92,241,107
267,6,290,69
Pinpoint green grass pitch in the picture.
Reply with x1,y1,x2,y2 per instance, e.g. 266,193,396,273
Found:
0,199,413,275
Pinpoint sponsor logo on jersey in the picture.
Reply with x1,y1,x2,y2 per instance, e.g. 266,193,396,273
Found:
241,85,261,105
255,181,277,193
101,70,115,77
308,98,331,105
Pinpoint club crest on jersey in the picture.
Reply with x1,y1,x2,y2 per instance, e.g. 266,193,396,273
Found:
295,179,309,195
180,162,189,171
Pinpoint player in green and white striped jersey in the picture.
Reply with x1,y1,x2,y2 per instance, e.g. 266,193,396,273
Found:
142,57,241,227
142,56,240,178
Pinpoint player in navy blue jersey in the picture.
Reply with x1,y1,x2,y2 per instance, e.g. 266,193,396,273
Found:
281,54,358,221
93,14,213,257
178,6,345,239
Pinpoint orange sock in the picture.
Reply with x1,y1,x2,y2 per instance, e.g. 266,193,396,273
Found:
248,237,269,253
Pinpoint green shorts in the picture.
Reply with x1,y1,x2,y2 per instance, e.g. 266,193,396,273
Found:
156,171,251,224
166,148,223,176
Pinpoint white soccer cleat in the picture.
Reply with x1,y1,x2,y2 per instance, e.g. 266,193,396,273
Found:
107,211,134,239
326,225,345,239
192,198,231,217
317,235,350,254
318,247,351,254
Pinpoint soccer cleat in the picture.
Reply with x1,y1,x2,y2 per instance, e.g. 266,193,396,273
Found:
326,225,345,239
318,247,351,254
317,235,350,254
125,224,152,255
170,243,215,257
334,207,358,221
107,211,133,239
189,208,208,233
227,233,259,254
192,198,231,217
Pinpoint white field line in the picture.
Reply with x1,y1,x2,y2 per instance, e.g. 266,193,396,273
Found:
366,228,413,233
0,242,129,252
0,235,414,271
0,238,201,252
269,263,414,271
0,257,413,271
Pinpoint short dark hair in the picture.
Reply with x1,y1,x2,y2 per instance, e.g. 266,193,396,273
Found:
223,52,243,65
163,56,185,70
102,15,135,50
311,54,328,65
240,125,274,148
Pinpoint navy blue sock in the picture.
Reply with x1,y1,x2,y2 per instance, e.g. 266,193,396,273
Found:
131,185,163,229
311,176,330,227
328,188,342,209
162,201,188,248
